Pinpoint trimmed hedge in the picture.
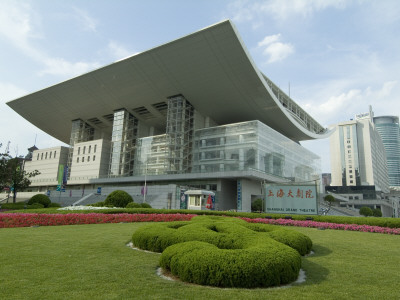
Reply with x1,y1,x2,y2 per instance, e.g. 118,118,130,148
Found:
132,216,311,288
126,202,141,208
1,203,26,210
27,194,51,208
104,190,133,208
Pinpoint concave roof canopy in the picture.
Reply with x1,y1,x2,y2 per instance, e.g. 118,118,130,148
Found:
7,20,330,144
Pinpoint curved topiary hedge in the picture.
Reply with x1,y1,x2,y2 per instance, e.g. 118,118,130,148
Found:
126,202,141,208
27,194,51,208
104,190,133,208
132,216,312,288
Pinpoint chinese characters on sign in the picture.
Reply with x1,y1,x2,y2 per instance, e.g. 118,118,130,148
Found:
265,185,318,215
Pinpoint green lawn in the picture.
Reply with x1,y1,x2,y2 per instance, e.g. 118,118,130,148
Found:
0,223,399,299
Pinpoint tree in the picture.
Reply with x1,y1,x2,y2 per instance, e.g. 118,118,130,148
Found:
0,144,11,192
105,190,133,207
8,158,40,203
251,198,263,212
372,208,382,217
322,194,335,215
0,144,40,203
359,206,373,217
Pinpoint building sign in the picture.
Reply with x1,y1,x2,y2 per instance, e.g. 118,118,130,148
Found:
265,185,318,215
237,180,242,211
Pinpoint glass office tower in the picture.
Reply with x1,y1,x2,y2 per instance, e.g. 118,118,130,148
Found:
374,116,400,187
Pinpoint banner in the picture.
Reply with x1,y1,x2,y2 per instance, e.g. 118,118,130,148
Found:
179,189,187,209
265,185,318,215
58,165,64,185
237,180,242,211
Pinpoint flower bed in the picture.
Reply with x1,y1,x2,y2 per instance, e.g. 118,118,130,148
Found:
0,213,195,228
242,217,400,235
1,212,399,235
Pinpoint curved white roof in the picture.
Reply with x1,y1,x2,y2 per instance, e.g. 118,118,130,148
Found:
7,20,329,143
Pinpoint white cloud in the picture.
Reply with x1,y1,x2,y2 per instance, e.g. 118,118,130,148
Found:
0,2,100,79
107,41,138,61
226,0,350,26
0,82,65,154
257,34,294,63
302,81,400,127
257,34,280,47
72,6,97,32
39,57,101,77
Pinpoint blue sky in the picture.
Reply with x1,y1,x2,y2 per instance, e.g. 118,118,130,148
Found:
1,0,399,172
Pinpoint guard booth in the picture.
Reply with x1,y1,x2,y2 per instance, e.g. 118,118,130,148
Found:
184,190,215,210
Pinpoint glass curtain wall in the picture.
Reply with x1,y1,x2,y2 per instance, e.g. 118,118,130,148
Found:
192,120,320,181
134,134,168,175
108,109,138,177
374,116,400,187
165,95,194,174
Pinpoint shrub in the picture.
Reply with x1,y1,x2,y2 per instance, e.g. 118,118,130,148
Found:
133,216,311,288
104,190,133,208
324,194,335,205
372,208,382,217
28,203,44,209
251,198,263,212
27,194,51,208
140,203,152,208
0,203,26,210
48,202,61,208
126,202,141,208
360,206,373,217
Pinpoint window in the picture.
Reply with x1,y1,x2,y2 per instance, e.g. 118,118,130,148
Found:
350,180,353,184
348,150,351,153
77,157,79,163
54,151,57,158
89,145,91,154
78,147,80,155
350,175,353,178
83,146,86,154
349,170,353,173
82,157,85,162
45,152,48,159
41,153,43,160
93,155,96,161
37,153,39,160
94,145,97,153
189,196,201,207
347,145,351,148
87,156,90,162
49,152,52,159
347,140,351,144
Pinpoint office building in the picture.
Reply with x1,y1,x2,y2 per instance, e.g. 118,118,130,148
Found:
373,116,400,188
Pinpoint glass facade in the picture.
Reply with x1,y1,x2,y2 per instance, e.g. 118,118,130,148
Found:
130,120,320,182
165,95,194,174
374,116,400,187
109,109,138,177
134,134,168,176
191,120,320,181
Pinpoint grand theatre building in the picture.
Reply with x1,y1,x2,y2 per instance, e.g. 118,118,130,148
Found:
7,20,329,211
